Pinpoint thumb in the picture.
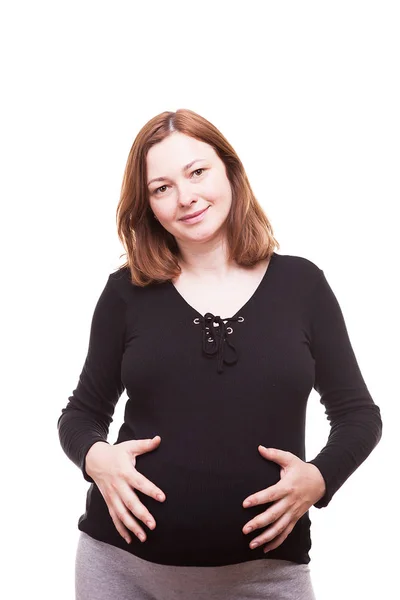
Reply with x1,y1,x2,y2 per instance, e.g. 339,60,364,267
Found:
258,446,292,467
128,435,161,453
146,435,161,445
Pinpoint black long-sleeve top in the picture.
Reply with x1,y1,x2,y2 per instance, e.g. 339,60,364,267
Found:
57,252,382,567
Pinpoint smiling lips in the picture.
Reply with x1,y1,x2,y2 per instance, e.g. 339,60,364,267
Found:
180,207,209,221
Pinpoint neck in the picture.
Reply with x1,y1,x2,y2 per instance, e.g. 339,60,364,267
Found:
176,238,238,281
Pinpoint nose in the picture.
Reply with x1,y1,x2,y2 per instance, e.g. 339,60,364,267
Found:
177,181,199,208
178,196,198,209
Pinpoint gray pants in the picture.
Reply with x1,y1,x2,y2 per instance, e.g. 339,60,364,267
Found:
75,531,316,599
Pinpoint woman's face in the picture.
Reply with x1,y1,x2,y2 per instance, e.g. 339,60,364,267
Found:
146,132,233,248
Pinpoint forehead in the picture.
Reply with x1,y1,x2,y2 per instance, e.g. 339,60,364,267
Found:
146,133,216,173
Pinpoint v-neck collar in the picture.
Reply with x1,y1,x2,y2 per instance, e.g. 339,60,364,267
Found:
168,252,278,320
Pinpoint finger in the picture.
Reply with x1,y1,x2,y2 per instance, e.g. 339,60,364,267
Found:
263,523,295,553
243,498,287,534
120,482,158,530
132,436,161,454
107,494,148,544
258,446,294,467
129,470,166,503
243,481,287,507
249,513,293,549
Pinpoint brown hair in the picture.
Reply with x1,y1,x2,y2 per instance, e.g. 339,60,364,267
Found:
116,108,280,286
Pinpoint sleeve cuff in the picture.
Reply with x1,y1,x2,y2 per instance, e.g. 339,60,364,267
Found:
81,439,110,484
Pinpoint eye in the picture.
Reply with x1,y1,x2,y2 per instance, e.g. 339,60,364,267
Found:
154,184,168,195
192,168,205,177
152,168,206,195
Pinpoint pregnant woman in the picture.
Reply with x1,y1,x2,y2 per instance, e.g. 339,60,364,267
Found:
57,108,383,600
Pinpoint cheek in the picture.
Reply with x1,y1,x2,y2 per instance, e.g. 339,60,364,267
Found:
204,181,230,207
211,187,232,214
152,201,175,222
211,174,232,203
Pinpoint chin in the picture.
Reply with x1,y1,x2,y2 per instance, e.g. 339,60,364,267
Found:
190,229,224,243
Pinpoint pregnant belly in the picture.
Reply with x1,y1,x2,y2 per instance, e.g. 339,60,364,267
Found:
80,440,306,566
127,448,282,565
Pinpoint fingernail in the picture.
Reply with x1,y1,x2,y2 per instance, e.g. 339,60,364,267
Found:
157,493,165,501
146,520,155,529
243,500,251,507
138,533,146,542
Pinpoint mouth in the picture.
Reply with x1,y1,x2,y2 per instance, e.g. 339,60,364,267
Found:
179,207,209,221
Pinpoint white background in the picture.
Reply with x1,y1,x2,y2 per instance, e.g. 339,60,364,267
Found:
1,1,398,598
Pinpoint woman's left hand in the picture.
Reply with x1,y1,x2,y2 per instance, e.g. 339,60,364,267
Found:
242,446,326,553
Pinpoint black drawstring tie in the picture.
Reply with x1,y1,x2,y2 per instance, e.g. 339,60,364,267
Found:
193,312,244,373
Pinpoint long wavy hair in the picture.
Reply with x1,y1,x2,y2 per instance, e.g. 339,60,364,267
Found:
116,108,280,286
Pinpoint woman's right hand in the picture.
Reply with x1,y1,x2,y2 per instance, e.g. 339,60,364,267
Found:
84,436,166,545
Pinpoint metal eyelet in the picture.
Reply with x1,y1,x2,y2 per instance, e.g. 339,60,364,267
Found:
193,318,200,324
226,327,233,334
238,316,244,322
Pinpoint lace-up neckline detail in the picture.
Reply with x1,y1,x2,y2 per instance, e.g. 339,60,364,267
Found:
193,313,245,373
169,254,276,373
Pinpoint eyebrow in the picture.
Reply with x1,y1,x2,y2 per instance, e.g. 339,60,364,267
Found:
147,158,206,186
